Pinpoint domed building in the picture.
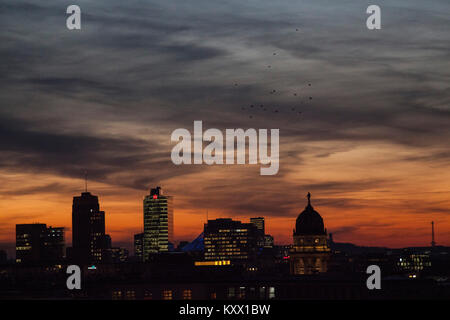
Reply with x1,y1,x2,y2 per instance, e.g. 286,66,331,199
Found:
290,193,331,275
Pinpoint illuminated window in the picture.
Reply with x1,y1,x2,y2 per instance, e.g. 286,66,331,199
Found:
162,290,173,300
238,287,246,299
144,290,152,300
228,287,235,298
260,287,266,299
125,290,136,300
269,287,275,299
183,289,192,300
112,290,122,300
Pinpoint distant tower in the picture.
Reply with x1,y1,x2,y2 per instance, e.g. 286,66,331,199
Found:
431,221,436,247
143,187,174,260
290,192,331,275
71,175,108,265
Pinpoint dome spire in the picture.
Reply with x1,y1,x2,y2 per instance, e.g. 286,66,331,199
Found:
307,192,311,206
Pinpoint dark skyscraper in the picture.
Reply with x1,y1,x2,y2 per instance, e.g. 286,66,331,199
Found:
134,233,144,261
250,217,265,234
45,226,65,261
16,224,64,264
250,217,265,248
111,247,129,263
72,191,108,265
143,187,174,260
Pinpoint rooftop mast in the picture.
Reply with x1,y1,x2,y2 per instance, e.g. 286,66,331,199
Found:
431,221,436,247
84,170,88,192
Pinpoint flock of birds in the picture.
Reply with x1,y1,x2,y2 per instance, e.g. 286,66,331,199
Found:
233,28,314,120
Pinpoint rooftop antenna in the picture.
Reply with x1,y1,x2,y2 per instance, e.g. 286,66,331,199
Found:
431,221,436,247
84,170,88,192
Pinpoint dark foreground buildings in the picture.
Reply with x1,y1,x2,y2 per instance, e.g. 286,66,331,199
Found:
2,191,450,300
2,248,450,300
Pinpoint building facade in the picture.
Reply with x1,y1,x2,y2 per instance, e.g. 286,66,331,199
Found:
290,193,331,275
203,218,258,263
134,233,144,261
250,217,265,234
16,224,65,264
250,217,265,249
72,191,108,265
111,247,129,263
143,187,174,260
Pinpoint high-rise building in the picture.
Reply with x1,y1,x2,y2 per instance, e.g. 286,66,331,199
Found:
16,224,65,264
111,247,129,263
203,218,258,263
290,193,331,275
250,217,265,234
134,233,144,261
250,217,265,248
264,234,274,248
143,187,174,261
72,191,108,265
45,226,65,261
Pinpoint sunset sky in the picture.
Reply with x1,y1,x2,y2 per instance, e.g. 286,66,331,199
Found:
1,0,449,258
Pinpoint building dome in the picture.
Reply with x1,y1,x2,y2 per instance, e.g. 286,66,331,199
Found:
294,193,326,235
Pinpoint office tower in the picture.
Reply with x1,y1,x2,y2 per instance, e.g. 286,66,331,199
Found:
72,191,108,265
16,224,65,264
290,193,331,275
143,187,174,261
250,217,265,234
45,226,65,261
203,218,258,263
102,234,113,264
134,233,144,261
111,247,129,263
264,234,274,248
250,217,265,248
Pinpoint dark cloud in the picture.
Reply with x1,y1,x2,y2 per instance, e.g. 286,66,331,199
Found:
0,182,71,197
1,0,448,172
0,114,203,190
